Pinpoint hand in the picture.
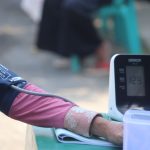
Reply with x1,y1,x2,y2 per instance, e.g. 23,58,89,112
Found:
90,116,123,145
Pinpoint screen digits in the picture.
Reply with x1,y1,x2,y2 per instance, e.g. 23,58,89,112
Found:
126,66,145,96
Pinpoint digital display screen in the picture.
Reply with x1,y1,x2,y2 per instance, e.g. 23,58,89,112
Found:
126,66,145,96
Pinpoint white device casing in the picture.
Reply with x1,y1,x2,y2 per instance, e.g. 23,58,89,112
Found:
108,54,123,121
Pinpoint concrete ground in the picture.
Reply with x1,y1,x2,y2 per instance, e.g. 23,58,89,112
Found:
0,0,150,149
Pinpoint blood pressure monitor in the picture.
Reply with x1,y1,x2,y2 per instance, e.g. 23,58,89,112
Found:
108,54,150,121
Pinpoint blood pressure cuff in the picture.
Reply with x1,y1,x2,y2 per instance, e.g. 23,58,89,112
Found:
0,64,27,115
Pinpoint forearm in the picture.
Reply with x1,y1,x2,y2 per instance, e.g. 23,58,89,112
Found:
90,116,123,145
90,116,109,138
64,110,123,145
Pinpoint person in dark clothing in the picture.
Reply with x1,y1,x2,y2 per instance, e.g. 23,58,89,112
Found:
36,0,112,68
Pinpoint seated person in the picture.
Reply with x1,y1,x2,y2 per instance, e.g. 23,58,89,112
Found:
36,0,112,68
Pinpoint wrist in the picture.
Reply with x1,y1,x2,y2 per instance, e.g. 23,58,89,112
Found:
90,116,110,139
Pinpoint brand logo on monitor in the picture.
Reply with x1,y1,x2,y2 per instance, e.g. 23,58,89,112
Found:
128,59,142,63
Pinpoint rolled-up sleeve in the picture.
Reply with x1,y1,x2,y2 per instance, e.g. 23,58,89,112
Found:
9,83,76,128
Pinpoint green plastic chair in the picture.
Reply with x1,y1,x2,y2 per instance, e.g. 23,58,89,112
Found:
71,0,142,73
98,0,142,54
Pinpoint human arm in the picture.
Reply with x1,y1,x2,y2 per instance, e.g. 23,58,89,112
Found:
8,83,123,145
0,82,123,145
0,64,123,145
